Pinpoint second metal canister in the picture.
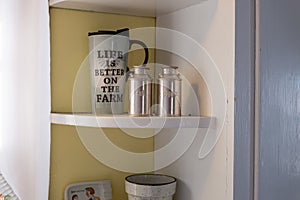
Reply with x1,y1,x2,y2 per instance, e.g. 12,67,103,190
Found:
158,66,182,116
128,66,152,116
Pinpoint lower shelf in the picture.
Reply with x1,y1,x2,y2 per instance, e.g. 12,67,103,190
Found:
50,113,216,129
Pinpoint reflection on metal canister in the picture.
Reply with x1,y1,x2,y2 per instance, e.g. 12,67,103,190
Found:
128,66,152,116
158,66,182,116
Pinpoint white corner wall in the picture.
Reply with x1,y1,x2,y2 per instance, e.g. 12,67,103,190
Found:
0,0,51,199
155,0,234,200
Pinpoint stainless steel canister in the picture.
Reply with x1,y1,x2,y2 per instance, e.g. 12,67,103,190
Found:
128,66,152,116
158,66,182,116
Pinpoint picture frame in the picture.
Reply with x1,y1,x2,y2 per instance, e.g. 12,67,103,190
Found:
64,180,112,200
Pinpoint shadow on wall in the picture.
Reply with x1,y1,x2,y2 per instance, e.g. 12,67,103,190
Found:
174,179,192,200
156,0,218,42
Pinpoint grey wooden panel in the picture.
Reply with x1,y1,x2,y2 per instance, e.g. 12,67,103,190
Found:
258,0,300,199
234,0,255,199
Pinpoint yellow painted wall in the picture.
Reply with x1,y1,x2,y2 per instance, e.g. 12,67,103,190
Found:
50,8,155,200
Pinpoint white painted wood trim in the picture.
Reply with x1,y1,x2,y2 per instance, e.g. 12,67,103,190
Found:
49,0,207,17
51,113,216,129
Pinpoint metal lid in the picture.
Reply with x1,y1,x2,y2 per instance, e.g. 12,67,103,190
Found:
161,66,179,75
133,65,150,74
88,28,129,36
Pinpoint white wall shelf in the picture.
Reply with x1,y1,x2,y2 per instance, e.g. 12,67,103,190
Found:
49,0,206,17
51,113,216,129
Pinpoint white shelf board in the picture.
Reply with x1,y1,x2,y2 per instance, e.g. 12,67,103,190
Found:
51,113,216,129
49,0,206,17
